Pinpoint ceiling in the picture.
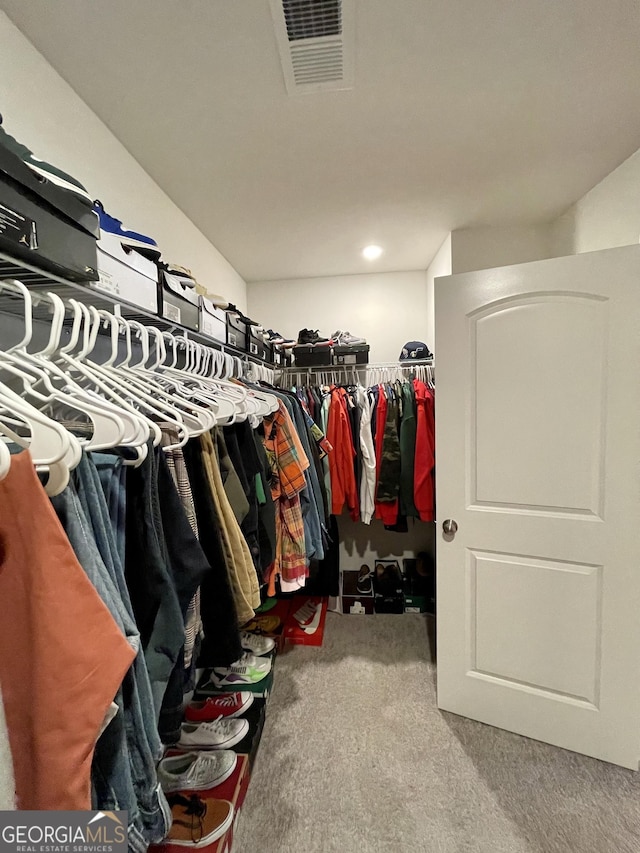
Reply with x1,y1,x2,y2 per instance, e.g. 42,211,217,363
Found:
3,0,640,282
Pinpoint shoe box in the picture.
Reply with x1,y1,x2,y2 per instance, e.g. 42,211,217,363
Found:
229,698,267,768
332,344,370,365
158,268,200,330
90,230,158,312
293,344,332,367
273,347,293,368
403,555,435,614
152,754,250,853
0,140,99,282
373,560,405,614
248,326,274,363
199,296,227,342
340,569,375,615
195,648,277,700
226,312,248,351
284,596,328,646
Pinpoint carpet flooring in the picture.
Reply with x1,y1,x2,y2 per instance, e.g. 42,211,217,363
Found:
233,613,640,853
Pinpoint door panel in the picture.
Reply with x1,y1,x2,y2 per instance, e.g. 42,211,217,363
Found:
435,246,640,769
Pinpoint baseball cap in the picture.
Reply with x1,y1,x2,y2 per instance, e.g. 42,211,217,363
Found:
399,341,433,361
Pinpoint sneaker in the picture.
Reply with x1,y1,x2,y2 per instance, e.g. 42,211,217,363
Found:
356,564,373,594
158,751,238,793
265,329,296,347
293,600,323,635
185,693,254,723
94,200,161,259
166,794,234,846
255,598,278,614
178,719,249,750
0,117,92,203
243,614,281,635
224,304,260,326
333,330,367,347
297,329,332,348
208,653,272,688
240,630,275,656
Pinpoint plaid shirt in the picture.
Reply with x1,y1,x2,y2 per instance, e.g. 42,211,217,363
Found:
263,401,309,500
262,401,310,583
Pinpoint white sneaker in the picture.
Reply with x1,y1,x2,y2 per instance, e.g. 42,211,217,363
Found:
158,751,237,792
178,719,249,750
209,653,272,688
236,650,272,671
240,631,276,656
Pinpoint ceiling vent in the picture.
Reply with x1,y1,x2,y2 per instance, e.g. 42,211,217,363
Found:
270,0,355,95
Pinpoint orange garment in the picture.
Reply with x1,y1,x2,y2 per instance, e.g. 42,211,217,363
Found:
0,452,135,809
327,387,359,520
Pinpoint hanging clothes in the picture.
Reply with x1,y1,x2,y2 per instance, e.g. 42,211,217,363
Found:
0,451,135,811
327,386,359,520
413,378,436,522
262,399,310,592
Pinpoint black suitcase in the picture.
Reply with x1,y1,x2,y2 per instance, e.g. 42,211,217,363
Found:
0,141,99,282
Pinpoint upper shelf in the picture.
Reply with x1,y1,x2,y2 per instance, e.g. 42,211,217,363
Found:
0,252,258,362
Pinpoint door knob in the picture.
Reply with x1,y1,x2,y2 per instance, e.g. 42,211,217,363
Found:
443,519,458,536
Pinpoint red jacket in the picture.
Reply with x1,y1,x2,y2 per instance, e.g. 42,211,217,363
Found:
327,387,359,520
413,379,435,522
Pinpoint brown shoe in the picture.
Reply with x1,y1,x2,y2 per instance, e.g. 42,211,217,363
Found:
243,614,281,635
166,794,234,847
357,564,373,594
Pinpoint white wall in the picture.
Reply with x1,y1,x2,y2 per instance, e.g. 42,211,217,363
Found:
551,147,640,256
450,224,553,274
0,12,246,309
248,270,430,362
426,234,452,346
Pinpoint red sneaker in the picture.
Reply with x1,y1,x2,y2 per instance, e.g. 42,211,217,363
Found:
185,692,254,722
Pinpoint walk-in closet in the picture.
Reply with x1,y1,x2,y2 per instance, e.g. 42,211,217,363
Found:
2,2,640,852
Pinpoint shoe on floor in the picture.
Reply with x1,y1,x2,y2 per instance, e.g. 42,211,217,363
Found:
178,718,249,750
166,794,234,847
240,630,275,656
158,751,237,793
94,200,160,259
357,564,373,594
0,117,92,203
255,597,278,614
243,614,281,635
207,652,272,688
333,330,367,347
297,328,332,348
185,693,254,723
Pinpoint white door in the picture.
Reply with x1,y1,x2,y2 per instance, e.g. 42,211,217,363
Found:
435,244,640,770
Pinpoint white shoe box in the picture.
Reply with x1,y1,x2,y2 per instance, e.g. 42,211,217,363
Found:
92,231,158,313
199,296,227,343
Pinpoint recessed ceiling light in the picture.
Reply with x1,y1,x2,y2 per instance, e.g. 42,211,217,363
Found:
362,244,383,260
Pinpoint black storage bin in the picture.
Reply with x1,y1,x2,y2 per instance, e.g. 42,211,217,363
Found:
0,141,99,281
158,269,199,331
293,344,332,367
226,312,248,350
333,344,370,365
